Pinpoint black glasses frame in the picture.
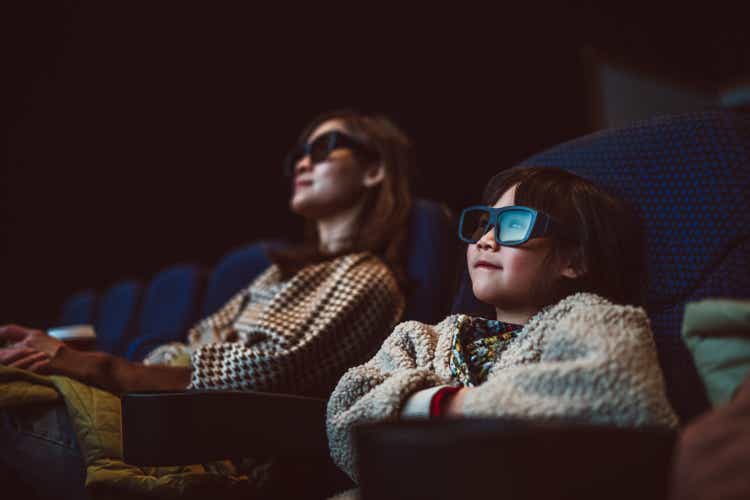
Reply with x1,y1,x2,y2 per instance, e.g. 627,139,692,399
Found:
283,131,378,177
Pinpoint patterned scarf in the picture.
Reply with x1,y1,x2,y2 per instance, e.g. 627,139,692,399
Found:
449,316,523,386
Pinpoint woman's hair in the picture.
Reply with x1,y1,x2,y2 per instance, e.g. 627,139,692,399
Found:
482,166,647,307
270,109,414,288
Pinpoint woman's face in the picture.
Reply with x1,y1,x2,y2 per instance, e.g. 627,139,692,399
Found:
466,185,555,310
289,119,375,220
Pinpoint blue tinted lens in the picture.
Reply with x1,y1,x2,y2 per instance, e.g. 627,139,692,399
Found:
499,210,532,243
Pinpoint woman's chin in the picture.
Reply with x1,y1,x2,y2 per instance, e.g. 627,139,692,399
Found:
290,196,319,218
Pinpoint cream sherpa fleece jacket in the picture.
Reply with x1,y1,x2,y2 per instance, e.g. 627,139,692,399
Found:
326,292,679,481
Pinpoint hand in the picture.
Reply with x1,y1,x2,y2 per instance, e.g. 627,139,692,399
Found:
0,324,65,372
442,387,471,418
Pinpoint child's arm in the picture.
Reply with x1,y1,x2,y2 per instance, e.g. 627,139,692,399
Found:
460,304,679,428
326,318,454,481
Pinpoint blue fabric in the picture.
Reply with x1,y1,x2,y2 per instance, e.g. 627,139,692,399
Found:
94,280,142,356
0,403,89,500
452,110,750,422
201,241,283,317
404,199,459,324
57,289,96,327
124,265,202,361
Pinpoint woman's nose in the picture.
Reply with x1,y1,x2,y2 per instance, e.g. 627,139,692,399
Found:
294,155,312,175
476,226,499,251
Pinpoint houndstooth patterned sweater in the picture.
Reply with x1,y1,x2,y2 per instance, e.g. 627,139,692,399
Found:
144,252,404,398
326,292,679,481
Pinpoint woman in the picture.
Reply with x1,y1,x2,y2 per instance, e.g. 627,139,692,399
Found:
0,110,414,499
326,166,679,486
1,109,412,397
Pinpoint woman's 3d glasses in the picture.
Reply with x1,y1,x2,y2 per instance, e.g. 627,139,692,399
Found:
458,205,572,246
284,131,379,177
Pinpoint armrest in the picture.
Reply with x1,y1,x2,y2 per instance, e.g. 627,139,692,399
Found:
354,419,676,500
121,390,328,465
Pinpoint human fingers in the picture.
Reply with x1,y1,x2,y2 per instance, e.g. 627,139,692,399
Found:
10,351,50,370
0,324,35,343
0,347,38,365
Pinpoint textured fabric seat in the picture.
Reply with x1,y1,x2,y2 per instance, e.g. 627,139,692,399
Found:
452,110,750,423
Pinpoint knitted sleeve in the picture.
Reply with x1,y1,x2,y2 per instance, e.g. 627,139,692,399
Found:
326,318,453,480
187,288,248,345
142,287,249,366
462,304,680,428
187,255,405,397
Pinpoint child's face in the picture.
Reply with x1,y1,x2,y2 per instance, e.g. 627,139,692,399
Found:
466,186,554,311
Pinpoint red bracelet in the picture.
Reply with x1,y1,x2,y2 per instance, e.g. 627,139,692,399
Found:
429,386,462,418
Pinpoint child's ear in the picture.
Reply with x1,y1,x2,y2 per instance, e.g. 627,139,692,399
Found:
560,265,584,279
362,162,386,188
559,249,586,279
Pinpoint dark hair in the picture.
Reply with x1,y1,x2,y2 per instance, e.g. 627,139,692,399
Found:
482,166,647,307
269,109,414,288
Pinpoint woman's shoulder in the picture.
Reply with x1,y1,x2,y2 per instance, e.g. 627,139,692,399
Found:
281,251,388,279
330,251,387,268
328,252,400,284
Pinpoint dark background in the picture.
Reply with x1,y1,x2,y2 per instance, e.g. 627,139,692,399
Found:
3,3,748,326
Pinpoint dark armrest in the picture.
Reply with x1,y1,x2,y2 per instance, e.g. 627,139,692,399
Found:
355,419,676,500
121,390,328,465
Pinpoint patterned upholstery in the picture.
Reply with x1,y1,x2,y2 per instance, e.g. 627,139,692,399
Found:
453,110,750,423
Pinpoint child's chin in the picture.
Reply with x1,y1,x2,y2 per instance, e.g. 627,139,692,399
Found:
472,283,504,306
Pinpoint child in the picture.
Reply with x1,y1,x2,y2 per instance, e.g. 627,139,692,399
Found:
326,166,679,482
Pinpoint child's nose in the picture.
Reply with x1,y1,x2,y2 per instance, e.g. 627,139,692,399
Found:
476,226,498,250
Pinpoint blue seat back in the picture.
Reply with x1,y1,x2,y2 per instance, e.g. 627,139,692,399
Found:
57,289,97,327
453,110,750,422
95,280,142,355
404,199,458,324
124,264,202,361
201,241,283,317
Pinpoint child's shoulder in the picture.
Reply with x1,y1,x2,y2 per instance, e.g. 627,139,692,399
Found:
389,314,469,338
547,292,646,318
539,293,653,350
535,292,651,339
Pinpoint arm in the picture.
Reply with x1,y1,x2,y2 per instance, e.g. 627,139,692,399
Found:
189,255,406,395
326,318,454,481
451,305,679,427
0,324,190,394
52,346,191,393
